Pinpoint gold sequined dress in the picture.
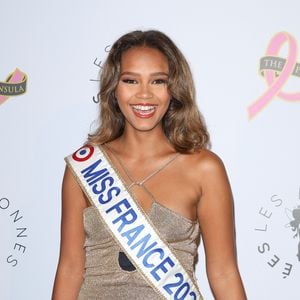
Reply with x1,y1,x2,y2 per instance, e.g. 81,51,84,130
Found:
78,201,200,300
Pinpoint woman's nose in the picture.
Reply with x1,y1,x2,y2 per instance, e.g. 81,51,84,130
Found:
136,83,153,99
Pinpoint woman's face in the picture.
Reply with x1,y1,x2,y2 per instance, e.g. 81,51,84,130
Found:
115,46,171,133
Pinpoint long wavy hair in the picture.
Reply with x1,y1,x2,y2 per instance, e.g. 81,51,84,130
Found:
88,30,210,153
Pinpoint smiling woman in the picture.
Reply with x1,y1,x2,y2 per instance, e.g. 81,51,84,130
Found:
89,30,209,153
116,47,171,132
52,30,247,300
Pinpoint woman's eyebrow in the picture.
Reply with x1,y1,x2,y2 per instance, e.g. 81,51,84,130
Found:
151,72,169,76
120,71,169,76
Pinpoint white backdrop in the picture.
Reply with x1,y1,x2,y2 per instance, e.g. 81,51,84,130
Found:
1,0,299,299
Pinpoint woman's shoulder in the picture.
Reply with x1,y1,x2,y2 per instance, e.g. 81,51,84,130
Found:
182,148,226,176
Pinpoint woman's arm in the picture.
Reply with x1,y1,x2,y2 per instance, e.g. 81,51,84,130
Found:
52,166,88,300
197,151,246,300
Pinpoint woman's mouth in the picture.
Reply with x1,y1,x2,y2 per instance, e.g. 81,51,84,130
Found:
131,104,157,118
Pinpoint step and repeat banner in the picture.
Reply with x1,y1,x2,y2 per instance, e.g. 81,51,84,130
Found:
1,1,299,299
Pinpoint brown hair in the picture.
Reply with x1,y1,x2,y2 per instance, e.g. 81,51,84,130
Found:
88,30,210,153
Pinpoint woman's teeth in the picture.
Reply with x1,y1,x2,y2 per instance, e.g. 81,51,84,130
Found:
132,105,156,114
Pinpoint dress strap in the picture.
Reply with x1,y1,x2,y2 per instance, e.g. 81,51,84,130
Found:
103,143,180,189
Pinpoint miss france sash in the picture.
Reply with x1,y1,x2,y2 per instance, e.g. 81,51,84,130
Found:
65,145,203,300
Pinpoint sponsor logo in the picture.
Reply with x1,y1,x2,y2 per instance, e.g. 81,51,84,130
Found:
248,32,300,119
0,68,27,106
255,187,300,279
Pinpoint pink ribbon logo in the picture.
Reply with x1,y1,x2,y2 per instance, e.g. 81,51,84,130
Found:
248,32,300,119
0,68,27,106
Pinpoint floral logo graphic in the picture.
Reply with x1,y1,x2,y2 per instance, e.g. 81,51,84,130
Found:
0,68,27,106
255,188,300,279
248,32,300,119
285,205,300,261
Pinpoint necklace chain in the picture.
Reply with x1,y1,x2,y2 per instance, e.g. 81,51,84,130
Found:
103,143,180,189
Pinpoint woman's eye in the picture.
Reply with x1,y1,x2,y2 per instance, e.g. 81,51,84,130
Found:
122,79,137,84
152,79,168,84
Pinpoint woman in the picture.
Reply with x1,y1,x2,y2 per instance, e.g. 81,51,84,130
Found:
52,30,246,299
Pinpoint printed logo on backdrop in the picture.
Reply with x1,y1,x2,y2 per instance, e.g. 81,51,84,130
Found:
90,45,111,103
255,187,300,279
0,197,29,267
0,68,27,106
248,32,300,119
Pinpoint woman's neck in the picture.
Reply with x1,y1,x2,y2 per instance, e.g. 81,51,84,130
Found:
110,127,175,160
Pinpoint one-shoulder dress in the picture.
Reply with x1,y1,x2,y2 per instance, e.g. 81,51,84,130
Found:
78,202,200,300
77,146,201,299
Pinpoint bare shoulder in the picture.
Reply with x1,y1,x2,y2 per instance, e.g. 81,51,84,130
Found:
184,149,226,176
177,149,229,200
63,165,81,188
62,165,89,210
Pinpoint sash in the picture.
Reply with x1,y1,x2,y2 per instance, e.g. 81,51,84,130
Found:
65,145,203,300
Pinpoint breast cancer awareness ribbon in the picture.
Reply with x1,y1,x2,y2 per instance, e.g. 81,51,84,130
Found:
0,68,27,105
248,32,300,119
